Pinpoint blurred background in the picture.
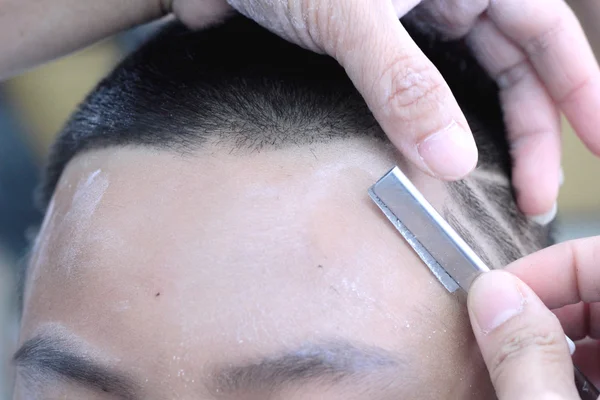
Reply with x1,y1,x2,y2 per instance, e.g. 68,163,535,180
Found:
0,4,599,398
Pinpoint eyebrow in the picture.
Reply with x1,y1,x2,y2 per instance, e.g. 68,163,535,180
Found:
210,340,405,395
14,336,405,397
13,335,137,399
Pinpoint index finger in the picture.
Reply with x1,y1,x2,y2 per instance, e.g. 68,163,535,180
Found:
506,236,600,310
489,0,600,155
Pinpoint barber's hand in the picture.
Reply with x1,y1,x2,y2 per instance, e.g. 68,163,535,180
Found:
468,270,581,399
467,236,600,399
168,0,600,220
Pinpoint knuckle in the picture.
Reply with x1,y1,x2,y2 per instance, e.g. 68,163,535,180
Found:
435,8,472,34
495,59,533,90
567,240,585,303
419,0,487,38
557,75,592,106
569,238,600,304
375,57,446,121
299,0,331,51
523,18,565,57
317,0,351,57
490,327,564,378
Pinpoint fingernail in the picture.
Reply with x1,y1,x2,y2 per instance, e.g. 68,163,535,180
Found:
470,271,525,334
417,121,478,180
559,167,565,187
566,336,576,355
529,202,558,226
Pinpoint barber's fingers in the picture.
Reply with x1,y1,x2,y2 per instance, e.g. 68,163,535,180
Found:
468,270,580,400
506,236,600,311
171,0,233,28
488,0,600,155
468,16,561,219
507,236,600,346
333,0,477,179
553,301,600,344
410,0,488,39
487,0,600,216
553,303,589,340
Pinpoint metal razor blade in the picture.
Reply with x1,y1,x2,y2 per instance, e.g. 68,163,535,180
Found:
368,166,489,293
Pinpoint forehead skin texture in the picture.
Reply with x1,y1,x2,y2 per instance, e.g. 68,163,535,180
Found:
16,138,495,399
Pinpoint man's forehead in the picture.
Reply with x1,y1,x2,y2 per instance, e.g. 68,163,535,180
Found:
18,141,488,398
26,140,453,315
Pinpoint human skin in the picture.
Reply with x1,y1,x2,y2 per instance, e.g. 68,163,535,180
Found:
15,138,497,399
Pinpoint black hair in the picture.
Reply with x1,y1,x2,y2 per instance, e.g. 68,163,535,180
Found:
39,14,551,266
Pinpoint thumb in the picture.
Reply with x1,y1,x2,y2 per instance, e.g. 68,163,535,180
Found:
468,270,580,400
334,0,477,179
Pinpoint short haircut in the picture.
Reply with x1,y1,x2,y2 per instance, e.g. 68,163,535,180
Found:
39,14,551,268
